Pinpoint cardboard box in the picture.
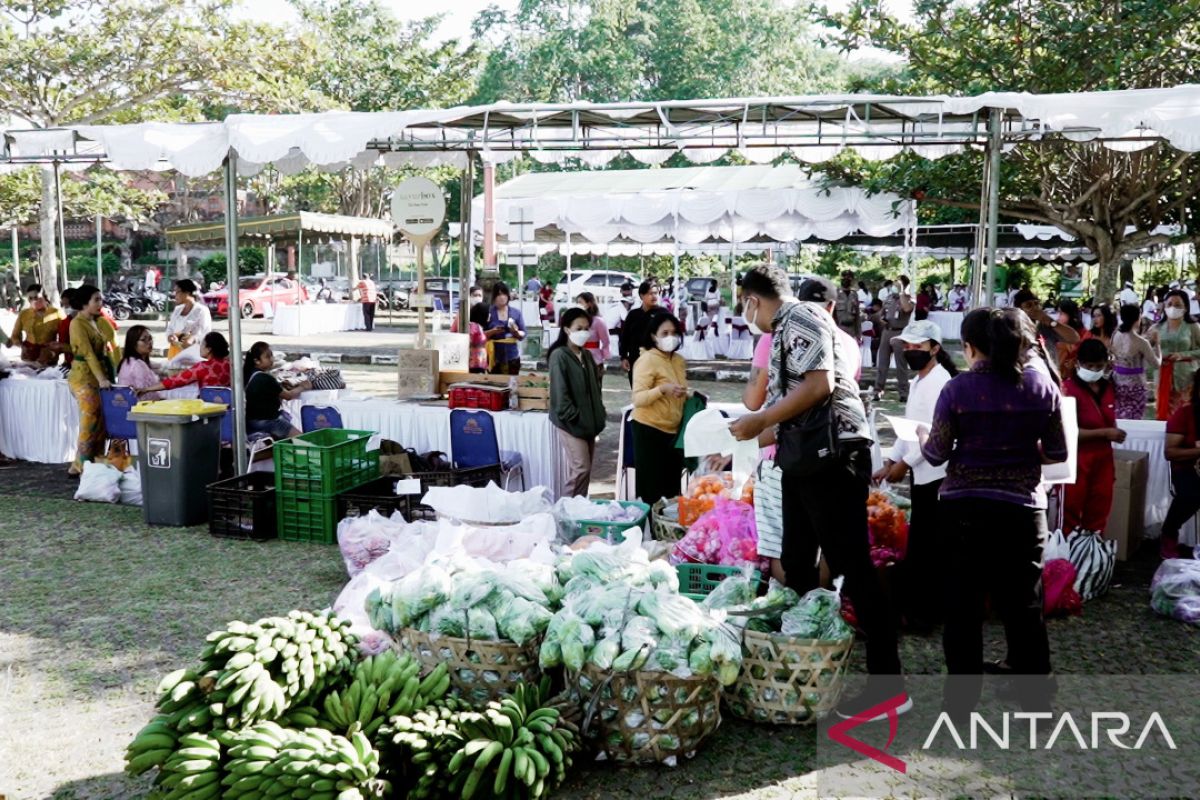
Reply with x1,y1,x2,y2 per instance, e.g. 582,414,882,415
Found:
1104,449,1148,561
397,349,439,398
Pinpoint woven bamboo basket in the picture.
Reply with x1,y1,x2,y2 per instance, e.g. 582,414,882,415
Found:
396,628,541,706
725,629,855,725
650,499,687,542
572,664,721,765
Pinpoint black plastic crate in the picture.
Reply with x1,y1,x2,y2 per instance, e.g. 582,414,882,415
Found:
208,472,277,541
337,477,417,520
405,463,502,490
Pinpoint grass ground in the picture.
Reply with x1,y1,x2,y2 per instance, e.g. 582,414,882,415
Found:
4,369,1199,799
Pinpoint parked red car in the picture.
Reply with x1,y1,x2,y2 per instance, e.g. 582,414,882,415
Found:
203,275,309,318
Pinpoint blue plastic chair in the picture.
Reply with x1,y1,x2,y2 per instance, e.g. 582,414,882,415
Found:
199,386,234,446
100,386,139,440
448,408,525,491
301,405,344,433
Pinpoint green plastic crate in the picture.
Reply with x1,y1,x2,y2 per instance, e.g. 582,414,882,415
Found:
273,428,380,496
572,500,651,542
277,490,340,544
676,564,762,602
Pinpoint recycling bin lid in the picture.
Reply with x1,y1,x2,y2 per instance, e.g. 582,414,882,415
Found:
129,398,229,422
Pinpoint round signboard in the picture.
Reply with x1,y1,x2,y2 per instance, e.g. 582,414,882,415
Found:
390,176,446,239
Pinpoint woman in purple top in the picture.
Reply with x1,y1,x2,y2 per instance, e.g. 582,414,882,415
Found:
919,307,1068,717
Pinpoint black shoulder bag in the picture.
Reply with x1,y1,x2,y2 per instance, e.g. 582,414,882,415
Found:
773,321,840,477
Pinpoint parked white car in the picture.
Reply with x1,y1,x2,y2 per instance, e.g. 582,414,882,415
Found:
555,270,640,304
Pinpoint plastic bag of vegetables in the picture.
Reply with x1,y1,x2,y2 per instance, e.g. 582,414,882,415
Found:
429,604,500,640
780,587,848,640
490,593,553,645
389,564,452,627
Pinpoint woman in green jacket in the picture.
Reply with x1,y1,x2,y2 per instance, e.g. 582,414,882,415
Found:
549,307,607,497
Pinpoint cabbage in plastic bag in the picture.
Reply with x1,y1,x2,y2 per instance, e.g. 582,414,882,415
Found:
389,565,452,627
429,605,499,640
449,569,499,609
701,571,757,610
588,635,621,670
779,587,841,639
636,591,705,640
705,623,743,686
554,613,596,672
492,594,553,645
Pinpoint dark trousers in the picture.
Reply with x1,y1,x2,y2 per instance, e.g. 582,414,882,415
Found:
897,478,943,625
941,499,1052,712
491,359,520,375
632,420,684,508
780,447,902,676
1163,468,1200,540
362,302,376,331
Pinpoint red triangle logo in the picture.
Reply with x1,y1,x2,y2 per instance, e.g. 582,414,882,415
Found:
826,693,908,774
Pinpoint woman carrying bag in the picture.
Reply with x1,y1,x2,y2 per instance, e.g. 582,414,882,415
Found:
631,311,688,508
67,285,118,475
548,307,606,498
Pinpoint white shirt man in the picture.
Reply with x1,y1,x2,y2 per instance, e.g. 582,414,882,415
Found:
145,268,157,290
948,285,969,312
1119,281,1139,307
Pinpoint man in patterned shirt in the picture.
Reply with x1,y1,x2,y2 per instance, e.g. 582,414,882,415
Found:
730,263,906,721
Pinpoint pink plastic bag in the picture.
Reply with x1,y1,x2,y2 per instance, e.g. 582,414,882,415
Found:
1043,558,1082,617
670,498,766,571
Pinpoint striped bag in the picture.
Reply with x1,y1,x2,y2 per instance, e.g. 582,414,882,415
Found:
754,459,784,559
1067,529,1117,602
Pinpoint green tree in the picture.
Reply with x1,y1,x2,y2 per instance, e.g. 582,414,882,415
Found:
821,0,1200,300
472,0,846,104
0,0,319,298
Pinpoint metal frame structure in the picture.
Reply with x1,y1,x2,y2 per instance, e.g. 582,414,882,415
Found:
2,89,1196,463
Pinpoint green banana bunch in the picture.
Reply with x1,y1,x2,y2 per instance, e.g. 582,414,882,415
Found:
125,714,183,776
222,721,387,800
400,681,583,800
380,698,474,799
153,732,223,800
319,654,451,739
195,611,357,729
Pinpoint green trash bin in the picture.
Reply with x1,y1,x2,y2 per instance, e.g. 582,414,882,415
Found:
130,401,227,527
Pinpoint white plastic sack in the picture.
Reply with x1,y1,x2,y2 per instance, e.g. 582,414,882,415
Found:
333,547,428,649
1150,559,1200,625
74,461,122,503
336,509,438,578
426,513,558,563
420,482,552,524
1044,529,1070,562
167,343,202,369
119,467,143,506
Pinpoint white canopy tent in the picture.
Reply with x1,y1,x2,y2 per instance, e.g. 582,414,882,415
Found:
5,86,1200,466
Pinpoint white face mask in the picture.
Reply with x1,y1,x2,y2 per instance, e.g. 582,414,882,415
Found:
657,335,680,353
568,330,591,347
1167,306,1186,320
744,299,764,335
1077,366,1106,383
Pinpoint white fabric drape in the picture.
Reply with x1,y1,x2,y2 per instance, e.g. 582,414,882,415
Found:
272,304,367,337
0,378,77,463
477,165,913,245
1116,420,1196,545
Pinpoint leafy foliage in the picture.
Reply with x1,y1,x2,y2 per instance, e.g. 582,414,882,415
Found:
198,248,266,289
818,0,1200,298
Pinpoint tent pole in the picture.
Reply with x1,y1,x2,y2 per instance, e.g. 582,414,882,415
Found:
11,227,19,284
984,108,1003,307
458,154,473,332
54,161,67,288
566,231,572,300
223,156,248,474
297,231,303,279
95,215,102,287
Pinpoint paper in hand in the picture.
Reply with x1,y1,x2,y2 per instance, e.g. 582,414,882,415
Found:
883,415,924,442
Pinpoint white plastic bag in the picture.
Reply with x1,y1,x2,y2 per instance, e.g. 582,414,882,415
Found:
74,462,122,503
119,467,143,506
167,343,202,369
336,509,438,578
1151,559,1200,624
1044,529,1070,562
420,482,551,523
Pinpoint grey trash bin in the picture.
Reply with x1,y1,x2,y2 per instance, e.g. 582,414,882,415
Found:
129,405,226,526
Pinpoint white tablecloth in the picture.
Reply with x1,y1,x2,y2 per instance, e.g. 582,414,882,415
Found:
927,311,964,341
272,304,366,337
286,398,566,499
1116,419,1195,544
0,377,77,463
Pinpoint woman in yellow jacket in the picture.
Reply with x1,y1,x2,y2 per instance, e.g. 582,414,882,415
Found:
67,285,119,474
631,311,688,507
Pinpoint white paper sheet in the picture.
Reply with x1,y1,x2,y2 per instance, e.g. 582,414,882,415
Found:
1042,396,1078,485
883,414,924,442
